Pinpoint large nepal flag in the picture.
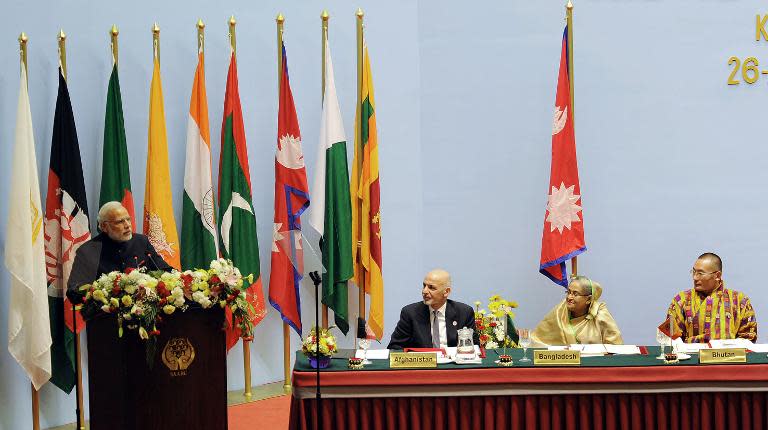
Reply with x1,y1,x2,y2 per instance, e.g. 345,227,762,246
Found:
539,27,586,286
44,68,91,393
269,43,310,335
218,53,267,350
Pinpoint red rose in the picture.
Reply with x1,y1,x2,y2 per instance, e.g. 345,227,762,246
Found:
156,281,169,298
150,330,161,336
489,322,497,327
209,275,221,284
112,285,121,295
478,325,485,331
480,334,489,342
124,267,136,274
158,298,167,306
181,274,193,287
233,288,241,296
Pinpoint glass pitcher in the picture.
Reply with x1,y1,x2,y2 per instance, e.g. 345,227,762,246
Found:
456,327,475,355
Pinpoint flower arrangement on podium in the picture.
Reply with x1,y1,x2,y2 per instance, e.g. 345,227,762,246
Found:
301,326,338,369
79,258,256,344
474,295,519,350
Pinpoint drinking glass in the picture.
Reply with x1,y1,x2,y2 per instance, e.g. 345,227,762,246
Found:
518,329,531,362
358,338,372,364
655,329,669,360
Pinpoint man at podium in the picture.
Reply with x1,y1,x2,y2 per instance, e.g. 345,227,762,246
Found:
66,201,172,304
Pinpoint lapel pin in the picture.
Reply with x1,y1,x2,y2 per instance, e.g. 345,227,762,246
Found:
452,321,457,326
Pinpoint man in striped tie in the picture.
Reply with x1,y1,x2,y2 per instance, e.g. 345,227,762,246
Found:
387,269,478,350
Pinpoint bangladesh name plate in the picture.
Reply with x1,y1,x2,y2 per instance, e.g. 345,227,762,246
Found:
699,348,747,364
390,352,438,368
533,350,581,366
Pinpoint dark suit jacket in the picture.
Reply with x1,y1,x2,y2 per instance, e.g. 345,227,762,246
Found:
66,233,172,304
387,299,479,350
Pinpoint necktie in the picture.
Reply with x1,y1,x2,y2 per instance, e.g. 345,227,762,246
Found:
432,310,440,348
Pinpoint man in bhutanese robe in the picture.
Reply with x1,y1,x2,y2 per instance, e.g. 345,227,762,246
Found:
666,252,757,343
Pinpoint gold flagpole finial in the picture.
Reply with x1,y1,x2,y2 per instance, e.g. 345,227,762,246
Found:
356,8,364,18
228,15,236,56
58,29,67,80
321,10,329,21
19,32,28,78
566,0,573,10
152,22,160,62
110,25,119,66
197,19,205,54
277,13,285,24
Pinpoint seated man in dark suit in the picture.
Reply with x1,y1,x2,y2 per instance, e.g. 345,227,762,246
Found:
387,269,478,350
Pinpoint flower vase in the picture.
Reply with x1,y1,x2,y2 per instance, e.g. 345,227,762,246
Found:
308,355,331,369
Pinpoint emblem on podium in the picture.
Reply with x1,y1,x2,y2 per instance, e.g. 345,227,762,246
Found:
162,337,196,375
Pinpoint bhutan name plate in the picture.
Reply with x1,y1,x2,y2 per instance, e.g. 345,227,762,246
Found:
699,348,747,364
389,352,437,368
533,350,581,365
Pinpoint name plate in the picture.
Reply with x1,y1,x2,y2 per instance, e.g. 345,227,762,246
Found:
534,350,581,365
699,348,747,364
389,352,437,368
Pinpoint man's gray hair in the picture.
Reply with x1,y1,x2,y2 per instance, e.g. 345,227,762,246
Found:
97,201,126,225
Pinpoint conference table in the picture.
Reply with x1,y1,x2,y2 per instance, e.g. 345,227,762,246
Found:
289,347,768,430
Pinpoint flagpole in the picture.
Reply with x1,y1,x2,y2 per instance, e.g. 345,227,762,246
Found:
320,10,330,329
110,25,119,66
59,30,86,430
277,12,292,394
228,15,253,400
21,32,40,430
565,0,578,278
355,7,366,338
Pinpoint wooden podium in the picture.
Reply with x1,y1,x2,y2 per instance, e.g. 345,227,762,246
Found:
86,306,228,429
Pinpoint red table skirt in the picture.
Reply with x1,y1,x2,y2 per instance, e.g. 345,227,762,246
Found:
289,392,768,430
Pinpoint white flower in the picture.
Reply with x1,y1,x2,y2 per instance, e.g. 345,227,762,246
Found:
130,305,144,315
101,304,112,313
494,327,505,341
486,341,498,349
139,326,149,339
173,296,185,307
124,284,138,294
210,259,224,272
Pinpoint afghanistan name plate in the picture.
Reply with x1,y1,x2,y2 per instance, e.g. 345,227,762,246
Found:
699,348,747,364
533,350,581,366
389,352,438,368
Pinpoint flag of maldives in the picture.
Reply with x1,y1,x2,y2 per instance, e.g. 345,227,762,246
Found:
539,27,586,286
269,43,310,335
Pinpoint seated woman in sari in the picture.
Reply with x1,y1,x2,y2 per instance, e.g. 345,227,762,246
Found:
531,276,623,346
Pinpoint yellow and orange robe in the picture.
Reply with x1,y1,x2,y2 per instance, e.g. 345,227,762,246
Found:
667,285,757,343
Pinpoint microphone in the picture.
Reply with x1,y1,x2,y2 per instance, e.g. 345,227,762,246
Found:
146,253,160,271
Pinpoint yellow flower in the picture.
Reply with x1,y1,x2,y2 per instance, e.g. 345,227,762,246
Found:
163,305,176,315
110,298,119,308
92,289,106,303
121,295,133,306
139,326,149,339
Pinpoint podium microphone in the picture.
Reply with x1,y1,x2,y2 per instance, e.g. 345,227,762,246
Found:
146,253,160,271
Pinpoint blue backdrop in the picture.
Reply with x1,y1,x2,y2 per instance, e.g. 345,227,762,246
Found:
1,1,767,428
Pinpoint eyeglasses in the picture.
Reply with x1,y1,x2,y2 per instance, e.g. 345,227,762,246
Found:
690,269,718,279
107,217,131,226
565,289,590,298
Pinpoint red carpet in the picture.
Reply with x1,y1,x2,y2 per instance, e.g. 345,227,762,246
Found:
228,395,291,429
